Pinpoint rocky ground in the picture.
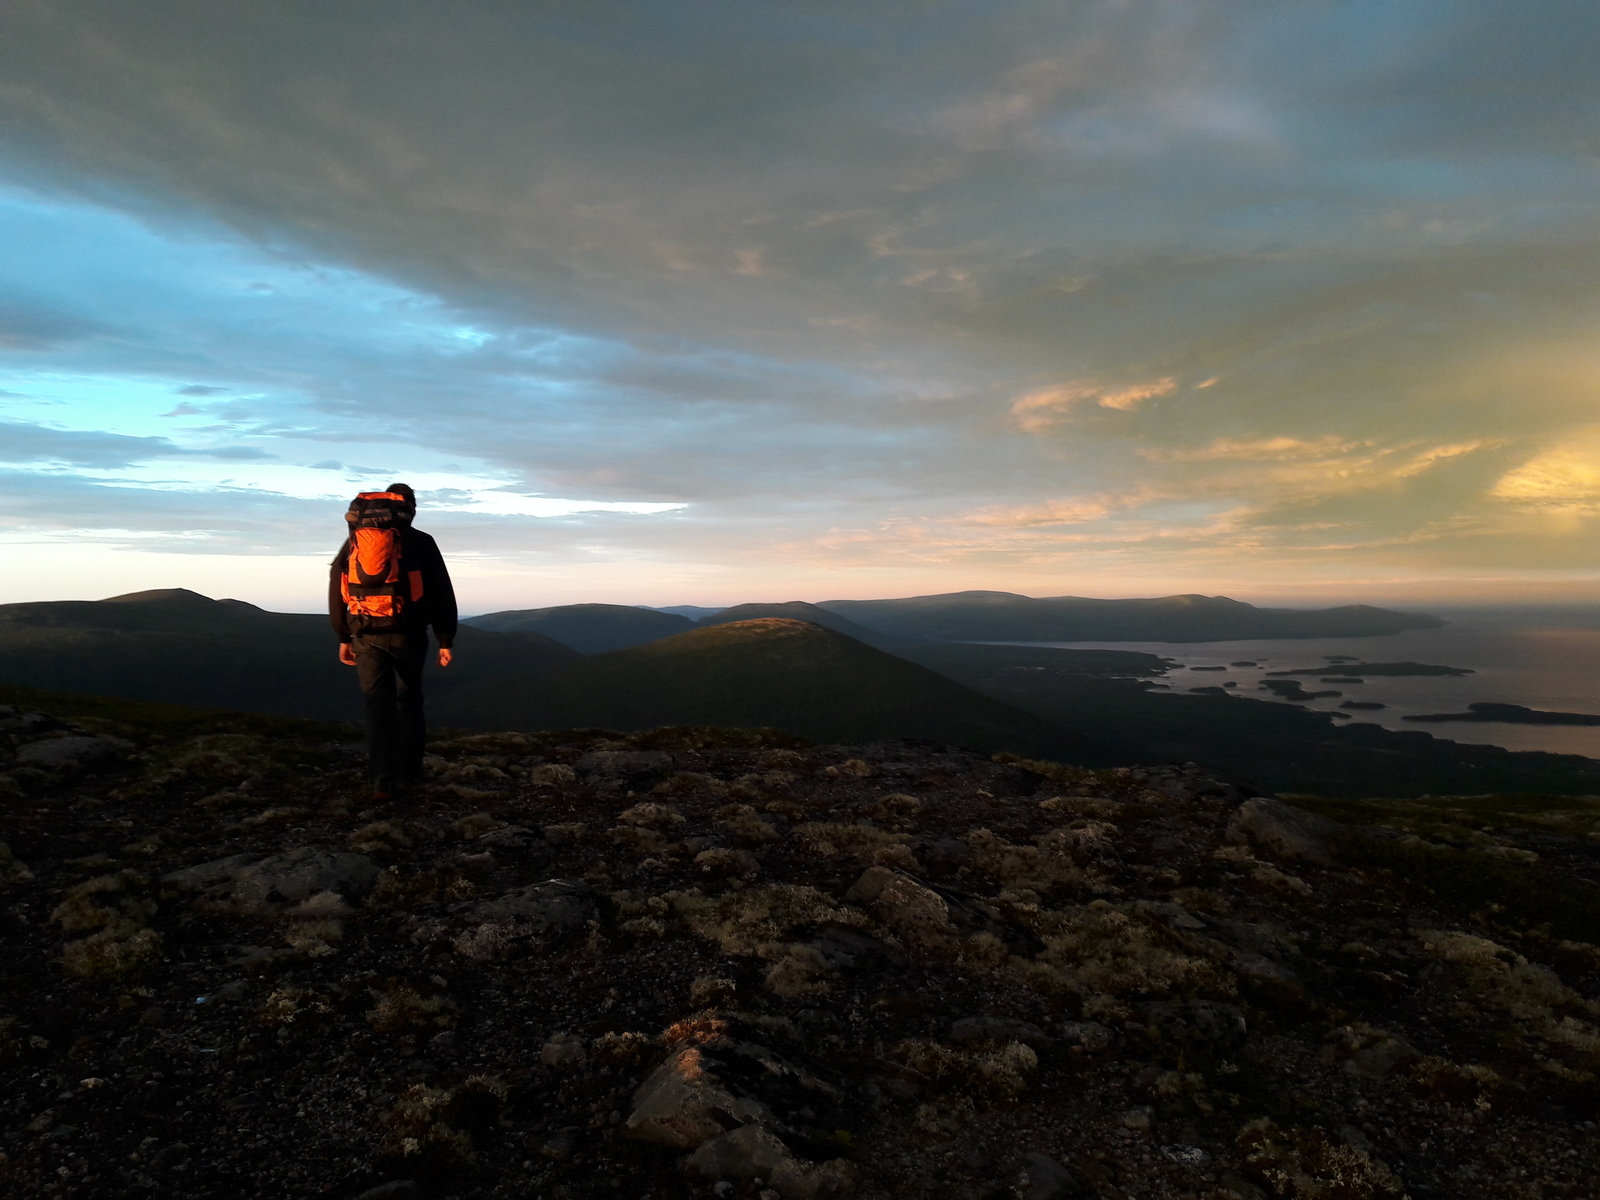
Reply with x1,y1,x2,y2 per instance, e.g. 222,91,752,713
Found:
1,693,1599,1200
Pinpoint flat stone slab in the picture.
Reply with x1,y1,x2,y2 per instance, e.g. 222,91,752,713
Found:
163,848,379,915
14,735,133,771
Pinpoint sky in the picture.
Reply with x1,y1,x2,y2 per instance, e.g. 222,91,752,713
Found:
0,0,1597,614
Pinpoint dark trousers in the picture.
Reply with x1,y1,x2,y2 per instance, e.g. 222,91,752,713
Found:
352,632,428,788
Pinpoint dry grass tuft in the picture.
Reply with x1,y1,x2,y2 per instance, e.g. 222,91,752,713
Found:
258,986,332,1027
688,975,736,1008
794,821,903,861
376,1075,507,1169
1236,1117,1405,1198
366,982,458,1034
284,919,343,957
618,802,686,828
591,1031,655,1064
663,1015,730,1048
528,762,578,788
59,925,162,980
893,1037,1039,1097
714,803,780,843
964,828,1083,892
1039,795,1127,819
1022,902,1228,999
669,884,869,957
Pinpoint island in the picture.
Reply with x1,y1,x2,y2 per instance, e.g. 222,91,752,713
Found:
1261,680,1342,701
1266,661,1474,678
1404,702,1600,726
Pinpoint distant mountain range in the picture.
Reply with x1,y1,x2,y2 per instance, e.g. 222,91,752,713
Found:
0,589,576,722
7,587,1595,798
815,590,1444,643
466,590,1443,653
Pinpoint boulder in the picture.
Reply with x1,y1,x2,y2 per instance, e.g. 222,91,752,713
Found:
1138,1000,1247,1059
625,1027,843,1165
797,928,905,976
686,1126,855,1200
573,750,674,777
540,1032,588,1070
844,867,959,951
14,735,132,772
625,1046,775,1149
1226,799,1342,866
1017,1152,1084,1199
451,879,597,960
1055,1021,1117,1052
1346,1038,1420,1079
685,1124,793,1180
162,848,379,916
0,840,35,883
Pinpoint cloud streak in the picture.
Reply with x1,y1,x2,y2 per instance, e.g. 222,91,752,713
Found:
0,1,1594,606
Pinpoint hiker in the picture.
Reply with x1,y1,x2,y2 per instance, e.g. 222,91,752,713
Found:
329,482,458,800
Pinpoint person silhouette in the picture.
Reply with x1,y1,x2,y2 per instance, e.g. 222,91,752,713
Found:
329,482,457,799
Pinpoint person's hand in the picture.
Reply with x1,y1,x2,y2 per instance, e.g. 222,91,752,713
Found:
339,643,356,666
438,648,453,668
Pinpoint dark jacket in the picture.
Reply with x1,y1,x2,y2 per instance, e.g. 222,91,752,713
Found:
329,527,458,647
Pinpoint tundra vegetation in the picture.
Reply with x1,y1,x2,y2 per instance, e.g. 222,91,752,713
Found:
0,683,1597,1199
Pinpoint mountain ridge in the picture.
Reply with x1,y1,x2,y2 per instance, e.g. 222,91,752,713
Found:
0,589,578,721
434,617,1124,764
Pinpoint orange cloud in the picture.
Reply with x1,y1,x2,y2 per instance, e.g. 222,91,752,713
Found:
1010,376,1177,431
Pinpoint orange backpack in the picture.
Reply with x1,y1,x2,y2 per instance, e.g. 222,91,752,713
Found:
341,492,423,622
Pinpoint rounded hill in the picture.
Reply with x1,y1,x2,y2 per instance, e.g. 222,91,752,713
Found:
465,602,693,654
433,618,1119,762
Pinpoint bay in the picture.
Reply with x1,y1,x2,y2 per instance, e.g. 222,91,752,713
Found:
996,605,1600,759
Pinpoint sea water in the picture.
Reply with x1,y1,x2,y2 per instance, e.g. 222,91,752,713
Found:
1007,606,1600,760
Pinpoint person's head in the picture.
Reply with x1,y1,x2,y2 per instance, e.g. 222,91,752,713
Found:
386,482,417,521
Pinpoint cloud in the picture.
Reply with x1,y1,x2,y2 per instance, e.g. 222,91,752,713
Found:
1011,377,1177,430
0,419,269,468
0,2,1596,599
1491,431,1600,512
0,295,103,349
